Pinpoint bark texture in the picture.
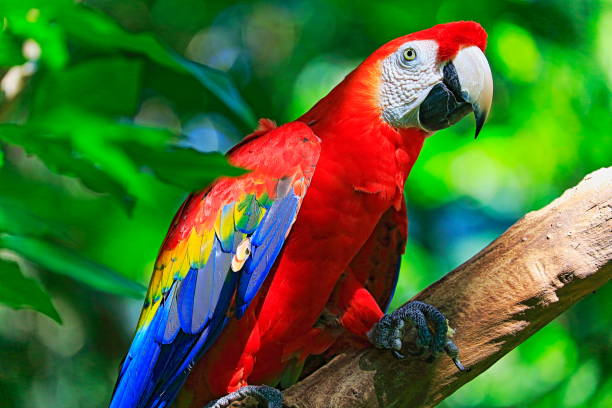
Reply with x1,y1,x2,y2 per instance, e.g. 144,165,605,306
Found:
283,167,612,408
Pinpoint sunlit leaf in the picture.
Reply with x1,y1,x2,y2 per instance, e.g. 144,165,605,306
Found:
0,234,145,298
0,258,61,322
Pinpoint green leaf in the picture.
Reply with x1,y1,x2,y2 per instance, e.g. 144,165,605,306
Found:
0,31,26,67
1,119,243,203
0,234,146,298
0,259,61,322
1,0,254,125
0,123,135,208
176,58,256,127
0,199,66,237
122,144,246,192
31,57,142,117
1,1,69,70
53,0,255,126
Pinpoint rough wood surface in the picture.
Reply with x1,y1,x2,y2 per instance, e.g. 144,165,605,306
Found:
283,167,612,408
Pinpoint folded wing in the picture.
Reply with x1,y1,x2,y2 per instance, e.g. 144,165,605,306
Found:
110,121,320,408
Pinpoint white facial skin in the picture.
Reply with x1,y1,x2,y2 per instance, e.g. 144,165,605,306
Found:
379,40,442,128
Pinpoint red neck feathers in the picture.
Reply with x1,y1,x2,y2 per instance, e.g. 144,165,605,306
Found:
298,58,425,209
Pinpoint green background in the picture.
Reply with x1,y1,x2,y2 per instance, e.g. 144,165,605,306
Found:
0,0,610,407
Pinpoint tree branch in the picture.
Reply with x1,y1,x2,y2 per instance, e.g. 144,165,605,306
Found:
284,167,612,408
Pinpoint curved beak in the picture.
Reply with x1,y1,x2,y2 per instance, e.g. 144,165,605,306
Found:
453,46,493,138
418,46,493,138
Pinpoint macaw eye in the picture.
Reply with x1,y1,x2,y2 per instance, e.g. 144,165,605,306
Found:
403,48,417,62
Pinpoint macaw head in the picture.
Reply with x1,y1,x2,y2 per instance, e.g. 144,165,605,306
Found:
300,21,493,139
365,21,493,137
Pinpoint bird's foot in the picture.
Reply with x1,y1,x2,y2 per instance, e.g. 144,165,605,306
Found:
368,300,469,372
204,385,282,408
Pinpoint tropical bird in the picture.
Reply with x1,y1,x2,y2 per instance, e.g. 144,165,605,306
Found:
110,20,493,408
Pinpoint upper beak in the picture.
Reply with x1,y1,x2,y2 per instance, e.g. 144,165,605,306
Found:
418,46,493,138
453,46,493,138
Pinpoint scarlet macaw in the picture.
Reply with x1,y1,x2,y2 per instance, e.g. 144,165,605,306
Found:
110,21,493,408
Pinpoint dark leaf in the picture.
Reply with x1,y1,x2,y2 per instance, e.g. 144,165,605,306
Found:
0,258,61,322
31,57,142,118
0,199,66,238
175,57,256,128
58,1,256,126
2,0,254,124
0,31,25,67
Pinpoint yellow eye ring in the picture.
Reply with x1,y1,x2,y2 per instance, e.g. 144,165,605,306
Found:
403,48,417,61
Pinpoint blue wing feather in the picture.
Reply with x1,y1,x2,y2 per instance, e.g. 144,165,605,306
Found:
237,191,299,317
110,192,305,408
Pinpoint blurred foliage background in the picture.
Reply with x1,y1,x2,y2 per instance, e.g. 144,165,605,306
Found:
0,0,610,407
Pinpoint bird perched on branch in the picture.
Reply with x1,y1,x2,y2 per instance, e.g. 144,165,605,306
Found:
110,20,493,408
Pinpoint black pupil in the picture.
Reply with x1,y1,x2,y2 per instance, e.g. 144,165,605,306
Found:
406,50,414,59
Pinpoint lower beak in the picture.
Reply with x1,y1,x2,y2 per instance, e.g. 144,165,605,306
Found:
418,46,493,138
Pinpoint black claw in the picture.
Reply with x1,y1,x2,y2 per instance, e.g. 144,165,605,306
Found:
370,300,469,372
452,357,470,372
444,339,470,372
